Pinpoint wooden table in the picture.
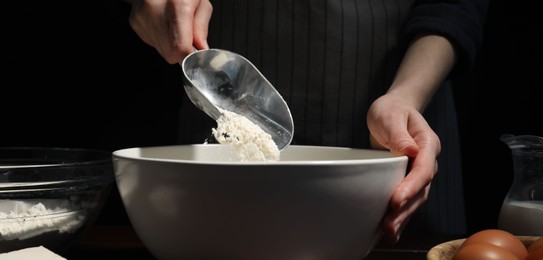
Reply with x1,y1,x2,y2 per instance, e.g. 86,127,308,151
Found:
63,225,464,260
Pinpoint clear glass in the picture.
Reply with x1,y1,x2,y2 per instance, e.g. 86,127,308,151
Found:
0,147,114,254
497,134,543,236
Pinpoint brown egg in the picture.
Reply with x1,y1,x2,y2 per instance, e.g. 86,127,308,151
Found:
460,229,528,260
453,243,519,260
525,245,543,260
528,236,543,252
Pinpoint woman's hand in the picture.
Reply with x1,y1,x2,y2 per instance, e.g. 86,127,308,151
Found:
126,0,213,64
367,92,441,244
368,35,454,243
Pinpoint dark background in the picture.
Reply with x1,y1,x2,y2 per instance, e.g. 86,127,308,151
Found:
453,1,542,233
1,1,541,235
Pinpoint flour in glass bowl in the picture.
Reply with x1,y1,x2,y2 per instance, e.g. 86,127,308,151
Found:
0,199,85,241
211,109,280,162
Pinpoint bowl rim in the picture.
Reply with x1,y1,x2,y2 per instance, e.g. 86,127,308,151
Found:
0,146,112,169
112,144,409,166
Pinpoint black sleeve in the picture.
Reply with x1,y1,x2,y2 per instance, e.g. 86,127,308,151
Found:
103,0,131,24
402,0,490,77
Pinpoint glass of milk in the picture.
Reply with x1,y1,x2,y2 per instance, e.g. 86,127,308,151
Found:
497,134,543,236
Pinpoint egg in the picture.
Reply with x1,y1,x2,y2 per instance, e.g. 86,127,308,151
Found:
528,236,543,252
453,243,519,260
459,229,528,260
526,246,543,260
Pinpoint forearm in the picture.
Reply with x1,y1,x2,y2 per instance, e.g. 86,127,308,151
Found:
387,34,456,112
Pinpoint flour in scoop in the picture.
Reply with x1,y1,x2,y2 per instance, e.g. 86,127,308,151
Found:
212,109,280,162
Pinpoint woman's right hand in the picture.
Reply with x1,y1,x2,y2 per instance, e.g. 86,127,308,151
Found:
125,0,213,64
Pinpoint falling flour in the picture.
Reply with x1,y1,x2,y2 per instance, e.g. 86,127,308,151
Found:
212,109,280,162
0,199,85,241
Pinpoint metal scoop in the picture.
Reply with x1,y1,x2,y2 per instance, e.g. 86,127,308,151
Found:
180,49,294,151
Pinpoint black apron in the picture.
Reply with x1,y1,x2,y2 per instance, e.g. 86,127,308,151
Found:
177,0,466,235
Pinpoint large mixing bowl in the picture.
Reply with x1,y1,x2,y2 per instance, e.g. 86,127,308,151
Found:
113,144,408,260
0,147,115,254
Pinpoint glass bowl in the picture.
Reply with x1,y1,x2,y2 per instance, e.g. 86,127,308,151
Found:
0,147,114,254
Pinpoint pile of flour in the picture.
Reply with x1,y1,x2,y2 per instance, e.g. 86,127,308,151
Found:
212,109,280,162
0,199,85,241
0,246,67,259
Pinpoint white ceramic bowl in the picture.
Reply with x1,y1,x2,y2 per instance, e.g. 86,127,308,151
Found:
113,144,408,260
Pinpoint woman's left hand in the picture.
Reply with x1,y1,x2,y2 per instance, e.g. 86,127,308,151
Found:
367,92,441,243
